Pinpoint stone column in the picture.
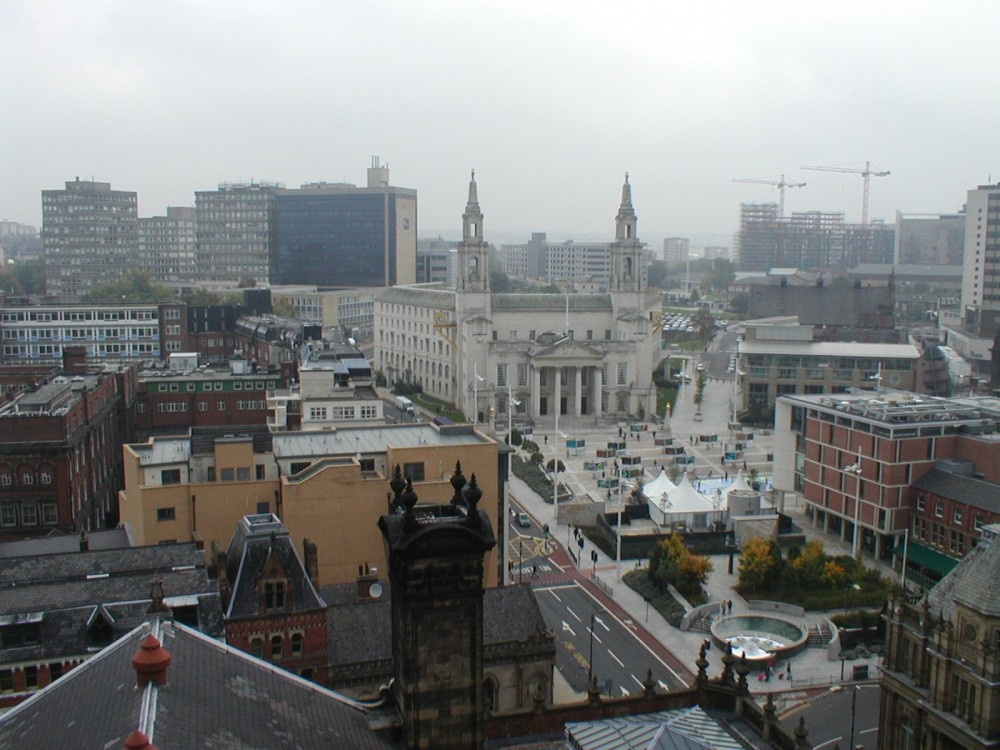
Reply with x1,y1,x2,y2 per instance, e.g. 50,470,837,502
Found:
592,365,603,418
574,366,583,416
553,366,561,421
531,367,541,418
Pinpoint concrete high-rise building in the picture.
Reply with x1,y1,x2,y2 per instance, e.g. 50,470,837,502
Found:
960,184,1000,314
42,178,138,298
662,237,689,265
272,159,417,288
894,211,965,265
138,206,196,283
501,232,614,285
195,181,281,286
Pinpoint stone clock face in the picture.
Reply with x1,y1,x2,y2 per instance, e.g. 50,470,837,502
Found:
963,622,978,642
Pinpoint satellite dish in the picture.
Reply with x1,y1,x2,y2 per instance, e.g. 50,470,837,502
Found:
368,582,383,600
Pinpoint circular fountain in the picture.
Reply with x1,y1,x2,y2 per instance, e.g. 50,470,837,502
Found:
710,614,808,662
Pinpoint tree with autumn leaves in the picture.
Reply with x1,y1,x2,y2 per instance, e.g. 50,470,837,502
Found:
648,533,713,599
737,536,780,593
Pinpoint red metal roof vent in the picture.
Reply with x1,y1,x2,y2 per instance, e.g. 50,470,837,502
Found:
124,729,159,749
132,633,171,687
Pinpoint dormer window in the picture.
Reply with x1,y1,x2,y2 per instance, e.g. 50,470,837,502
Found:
264,581,286,611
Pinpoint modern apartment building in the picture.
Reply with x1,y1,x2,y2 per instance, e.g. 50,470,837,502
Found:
773,390,1000,570
0,303,164,365
42,178,138,298
894,211,965,265
662,237,689,266
501,232,614,286
194,181,280,286
272,164,417,288
960,184,1000,315
137,206,197,283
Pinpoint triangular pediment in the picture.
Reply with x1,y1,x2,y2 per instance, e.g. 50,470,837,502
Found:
530,337,603,361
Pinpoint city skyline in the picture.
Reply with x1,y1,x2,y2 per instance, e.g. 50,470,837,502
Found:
2,2,998,242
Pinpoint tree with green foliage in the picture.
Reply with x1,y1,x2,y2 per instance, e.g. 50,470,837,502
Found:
692,306,716,343
738,536,780,593
787,540,826,589
647,260,669,289
83,272,174,303
693,370,706,414
648,534,713,598
706,259,735,292
728,293,748,317
0,259,45,295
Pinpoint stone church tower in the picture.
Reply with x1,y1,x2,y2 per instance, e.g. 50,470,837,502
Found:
379,470,497,749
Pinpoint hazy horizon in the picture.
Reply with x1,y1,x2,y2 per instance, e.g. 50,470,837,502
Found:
2,2,997,243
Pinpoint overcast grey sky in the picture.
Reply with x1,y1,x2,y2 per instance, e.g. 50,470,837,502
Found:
2,1,998,246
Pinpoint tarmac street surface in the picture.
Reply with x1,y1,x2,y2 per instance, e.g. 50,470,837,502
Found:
508,325,883,742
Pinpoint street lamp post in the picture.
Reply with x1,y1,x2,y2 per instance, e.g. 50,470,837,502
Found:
507,382,521,439
842,446,863,559
849,684,859,749
588,611,603,684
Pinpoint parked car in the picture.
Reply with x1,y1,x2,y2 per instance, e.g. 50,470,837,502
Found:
516,512,531,528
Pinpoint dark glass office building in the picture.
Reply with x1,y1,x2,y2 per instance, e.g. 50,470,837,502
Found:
272,183,417,288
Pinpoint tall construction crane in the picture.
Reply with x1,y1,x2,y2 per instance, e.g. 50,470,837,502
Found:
800,161,890,227
732,174,806,218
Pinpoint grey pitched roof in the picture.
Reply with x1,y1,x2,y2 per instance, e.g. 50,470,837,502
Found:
0,528,129,557
225,514,326,619
0,621,403,749
0,542,224,659
929,524,1000,619
493,293,613,312
324,582,551,669
912,468,1000,514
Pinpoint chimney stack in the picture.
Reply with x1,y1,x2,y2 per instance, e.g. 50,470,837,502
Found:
303,538,319,584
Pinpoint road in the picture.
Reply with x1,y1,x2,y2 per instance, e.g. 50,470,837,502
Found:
509,498,688,696
782,684,880,750
533,581,687,696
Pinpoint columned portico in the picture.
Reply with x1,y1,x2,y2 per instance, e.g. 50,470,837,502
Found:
552,366,561,419
531,367,541,417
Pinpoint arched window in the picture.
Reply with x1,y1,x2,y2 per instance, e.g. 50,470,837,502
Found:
250,638,263,658
291,632,303,655
270,635,282,658
482,675,498,717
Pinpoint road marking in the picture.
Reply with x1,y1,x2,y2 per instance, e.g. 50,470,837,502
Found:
567,607,582,623
587,628,602,645
631,674,645,688
813,739,842,750
619,686,630,697
561,621,576,636
597,618,611,632
658,680,669,691
861,728,878,735
608,649,624,667
572,583,686,684
546,589,563,602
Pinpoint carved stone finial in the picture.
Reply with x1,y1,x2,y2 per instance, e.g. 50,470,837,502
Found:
389,464,406,508
464,473,483,511
450,461,466,505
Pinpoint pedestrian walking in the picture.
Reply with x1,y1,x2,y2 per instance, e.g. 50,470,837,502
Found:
786,662,792,680
544,435,548,444
742,460,747,471
727,600,733,615
652,430,657,440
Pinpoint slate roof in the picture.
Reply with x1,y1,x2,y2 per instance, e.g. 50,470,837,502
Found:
0,542,223,661
911,468,1000,514
929,523,1000,619
0,620,403,749
0,528,129,557
225,514,326,619
323,582,551,670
